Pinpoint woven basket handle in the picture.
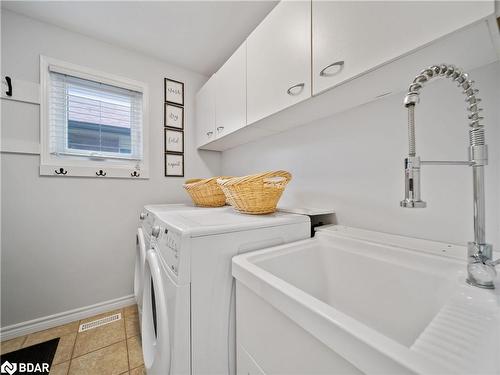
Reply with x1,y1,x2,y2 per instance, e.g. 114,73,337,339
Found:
262,171,291,186
235,170,291,185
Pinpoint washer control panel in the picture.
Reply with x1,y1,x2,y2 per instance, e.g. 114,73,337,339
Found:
157,226,181,275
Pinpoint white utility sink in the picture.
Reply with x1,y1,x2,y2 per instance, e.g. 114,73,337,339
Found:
232,225,500,375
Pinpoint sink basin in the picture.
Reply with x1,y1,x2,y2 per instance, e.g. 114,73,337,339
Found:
232,225,500,374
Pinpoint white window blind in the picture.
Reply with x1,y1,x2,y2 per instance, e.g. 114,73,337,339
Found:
49,71,143,160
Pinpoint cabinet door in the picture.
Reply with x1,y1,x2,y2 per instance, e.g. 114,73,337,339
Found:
312,1,494,95
215,42,246,139
247,0,311,125
195,76,216,147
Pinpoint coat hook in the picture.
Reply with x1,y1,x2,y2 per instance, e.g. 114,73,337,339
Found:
131,171,140,177
96,169,106,177
54,167,67,175
5,76,12,97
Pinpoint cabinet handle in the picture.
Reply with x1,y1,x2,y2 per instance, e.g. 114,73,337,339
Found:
206,131,213,137
217,126,224,132
286,83,305,96
320,61,345,77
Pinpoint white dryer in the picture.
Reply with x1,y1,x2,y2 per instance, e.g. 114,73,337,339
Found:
135,204,201,322
142,207,310,375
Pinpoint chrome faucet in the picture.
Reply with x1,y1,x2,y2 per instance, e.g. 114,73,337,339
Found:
400,63,499,289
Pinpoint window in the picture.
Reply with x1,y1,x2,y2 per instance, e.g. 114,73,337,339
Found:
40,56,149,178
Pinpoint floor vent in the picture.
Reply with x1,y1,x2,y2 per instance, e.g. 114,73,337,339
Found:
78,313,122,332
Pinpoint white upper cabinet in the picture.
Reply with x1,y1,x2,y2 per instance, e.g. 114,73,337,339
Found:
246,1,311,125
195,0,497,150
215,42,246,138
312,1,494,95
195,76,216,148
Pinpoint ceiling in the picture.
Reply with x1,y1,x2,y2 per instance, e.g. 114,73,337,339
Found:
1,1,278,76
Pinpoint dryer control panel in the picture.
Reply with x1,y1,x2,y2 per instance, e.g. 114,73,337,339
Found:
140,211,156,240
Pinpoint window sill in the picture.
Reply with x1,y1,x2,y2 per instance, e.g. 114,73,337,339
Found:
40,164,149,179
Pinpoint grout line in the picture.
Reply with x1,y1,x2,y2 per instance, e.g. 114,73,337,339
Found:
50,332,76,367
125,340,131,372
20,334,28,347
67,320,79,374
124,313,129,338
125,325,131,371
70,338,127,361
130,365,143,373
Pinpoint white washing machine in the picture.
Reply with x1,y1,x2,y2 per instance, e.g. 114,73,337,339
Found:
142,207,310,375
135,204,202,322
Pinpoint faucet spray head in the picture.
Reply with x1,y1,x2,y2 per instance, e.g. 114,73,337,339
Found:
400,156,427,208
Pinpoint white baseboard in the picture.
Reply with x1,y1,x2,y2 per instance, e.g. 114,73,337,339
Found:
0,294,136,341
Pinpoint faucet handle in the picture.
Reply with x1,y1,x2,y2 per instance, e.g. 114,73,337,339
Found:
401,156,427,208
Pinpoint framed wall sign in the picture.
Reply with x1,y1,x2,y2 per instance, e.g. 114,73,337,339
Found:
165,153,184,177
164,103,184,129
165,129,184,153
164,78,184,178
165,78,184,105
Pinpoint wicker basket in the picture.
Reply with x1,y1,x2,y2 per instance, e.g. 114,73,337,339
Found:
217,171,291,215
183,177,232,207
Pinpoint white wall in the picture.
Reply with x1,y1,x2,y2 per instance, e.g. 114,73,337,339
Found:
222,62,500,249
1,10,220,327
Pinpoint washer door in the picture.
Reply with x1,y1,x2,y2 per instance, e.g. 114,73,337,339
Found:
134,228,147,307
142,249,171,374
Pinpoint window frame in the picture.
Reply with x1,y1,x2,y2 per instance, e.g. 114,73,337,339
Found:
40,55,149,179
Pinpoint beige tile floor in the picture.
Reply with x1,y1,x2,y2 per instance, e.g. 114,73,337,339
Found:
1,304,145,375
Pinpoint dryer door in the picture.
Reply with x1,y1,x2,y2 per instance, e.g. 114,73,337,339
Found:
134,228,147,308
142,249,171,374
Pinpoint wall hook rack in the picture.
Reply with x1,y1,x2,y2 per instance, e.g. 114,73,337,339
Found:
96,170,106,177
5,76,12,97
54,167,68,175
131,171,140,177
